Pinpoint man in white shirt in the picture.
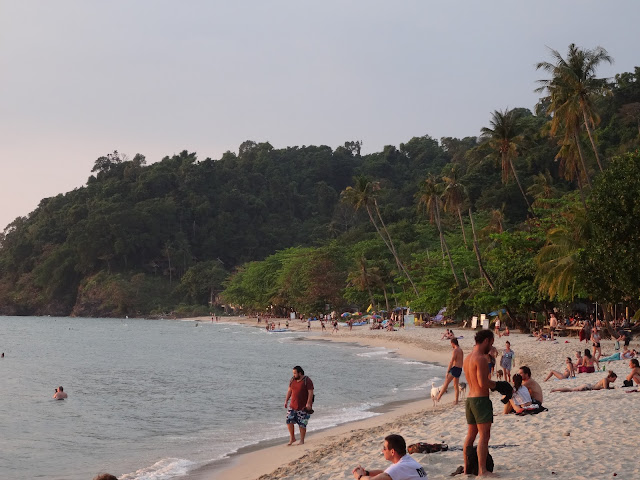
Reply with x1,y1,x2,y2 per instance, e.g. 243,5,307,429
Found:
352,434,427,480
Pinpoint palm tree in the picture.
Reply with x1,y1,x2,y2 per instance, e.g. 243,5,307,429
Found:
341,176,418,295
441,168,469,248
480,108,536,218
536,43,613,172
535,205,590,300
416,175,460,287
347,256,383,310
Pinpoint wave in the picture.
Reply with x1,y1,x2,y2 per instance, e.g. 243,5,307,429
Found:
119,458,196,480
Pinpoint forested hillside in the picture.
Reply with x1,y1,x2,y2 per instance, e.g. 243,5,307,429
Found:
1,47,639,324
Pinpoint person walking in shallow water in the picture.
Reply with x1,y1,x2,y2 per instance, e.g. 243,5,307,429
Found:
284,365,314,445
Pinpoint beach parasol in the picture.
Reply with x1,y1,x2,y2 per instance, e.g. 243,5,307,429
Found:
341,312,351,318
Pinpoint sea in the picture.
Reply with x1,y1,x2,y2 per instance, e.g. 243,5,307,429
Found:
0,316,446,480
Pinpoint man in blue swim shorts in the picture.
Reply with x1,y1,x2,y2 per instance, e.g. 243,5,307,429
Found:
437,338,464,404
284,365,314,445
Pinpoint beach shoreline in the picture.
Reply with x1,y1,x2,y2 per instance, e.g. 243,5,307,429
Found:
188,316,640,480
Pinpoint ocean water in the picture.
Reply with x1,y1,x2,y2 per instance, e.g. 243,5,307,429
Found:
0,316,445,480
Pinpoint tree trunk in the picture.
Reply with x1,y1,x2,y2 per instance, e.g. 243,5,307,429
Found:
507,155,536,219
469,209,495,291
457,207,469,248
574,132,592,188
436,202,460,287
581,105,603,172
382,285,390,313
371,200,419,296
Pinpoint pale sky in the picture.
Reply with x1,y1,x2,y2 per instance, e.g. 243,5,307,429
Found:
1,1,638,230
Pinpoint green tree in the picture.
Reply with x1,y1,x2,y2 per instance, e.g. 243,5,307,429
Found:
480,108,536,218
536,43,613,172
341,176,418,295
416,175,460,287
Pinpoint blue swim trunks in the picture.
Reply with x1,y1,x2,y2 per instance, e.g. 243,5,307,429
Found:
286,409,311,427
449,366,462,378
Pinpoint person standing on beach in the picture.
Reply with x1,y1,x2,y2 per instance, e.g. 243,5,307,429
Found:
284,365,314,445
549,314,558,340
437,338,464,404
499,341,514,382
351,434,427,480
462,329,497,477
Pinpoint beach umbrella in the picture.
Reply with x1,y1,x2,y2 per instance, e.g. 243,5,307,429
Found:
341,312,351,318
489,309,506,316
371,314,382,319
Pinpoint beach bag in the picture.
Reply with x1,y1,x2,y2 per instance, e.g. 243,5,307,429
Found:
289,375,315,405
464,445,494,475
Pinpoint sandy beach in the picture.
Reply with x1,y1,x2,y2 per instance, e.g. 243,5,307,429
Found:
198,317,640,480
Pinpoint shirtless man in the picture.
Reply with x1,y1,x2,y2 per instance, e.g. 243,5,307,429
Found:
462,329,497,476
549,314,558,340
53,386,68,400
504,365,542,414
437,338,464,404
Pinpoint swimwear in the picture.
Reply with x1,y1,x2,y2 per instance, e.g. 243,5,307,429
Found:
449,366,462,378
286,409,311,427
578,366,595,373
593,342,601,348
465,397,493,425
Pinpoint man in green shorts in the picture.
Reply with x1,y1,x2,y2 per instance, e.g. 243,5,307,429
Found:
462,329,496,476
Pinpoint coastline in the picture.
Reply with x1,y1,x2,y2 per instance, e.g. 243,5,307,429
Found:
190,316,640,480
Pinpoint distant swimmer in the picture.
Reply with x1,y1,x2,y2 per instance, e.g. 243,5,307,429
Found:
1,352,4,358
53,386,68,400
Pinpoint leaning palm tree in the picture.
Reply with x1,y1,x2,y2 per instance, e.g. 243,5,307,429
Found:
480,108,536,218
416,175,461,287
341,176,418,295
441,168,469,248
536,43,613,172
347,256,383,310
535,205,590,300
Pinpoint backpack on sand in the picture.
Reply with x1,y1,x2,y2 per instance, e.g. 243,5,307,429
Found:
464,445,494,476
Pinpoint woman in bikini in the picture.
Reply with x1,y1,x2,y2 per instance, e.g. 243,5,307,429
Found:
578,349,599,373
550,371,617,392
544,357,575,381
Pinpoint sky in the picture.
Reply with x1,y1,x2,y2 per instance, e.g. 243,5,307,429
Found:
1,1,639,230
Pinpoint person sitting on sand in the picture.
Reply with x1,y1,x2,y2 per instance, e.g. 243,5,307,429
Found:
599,346,637,363
574,351,584,371
441,329,451,340
505,365,542,414
625,359,640,386
352,434,428,480
507,373,535,414
551,371,617,392
544,357,575,381
53,386,68,400
578,349,599,373
502,326,510,336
